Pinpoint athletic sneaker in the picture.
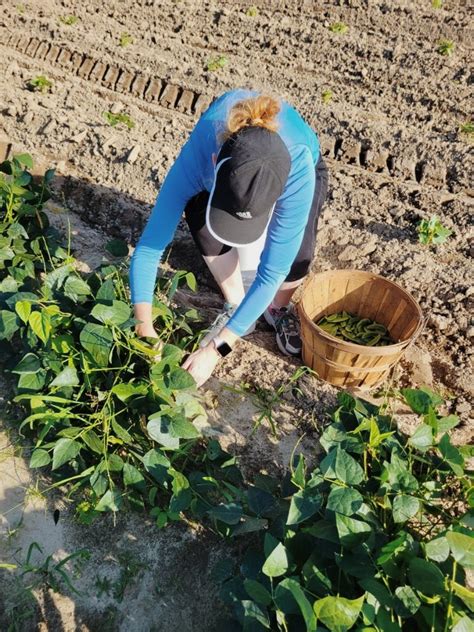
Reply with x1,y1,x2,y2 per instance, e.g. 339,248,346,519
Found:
264,304,302,357
199,302,255,348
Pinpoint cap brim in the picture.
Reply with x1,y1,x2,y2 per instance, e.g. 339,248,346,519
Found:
206,199,271,247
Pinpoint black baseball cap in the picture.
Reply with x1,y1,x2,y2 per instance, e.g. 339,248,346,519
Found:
206,126,291,246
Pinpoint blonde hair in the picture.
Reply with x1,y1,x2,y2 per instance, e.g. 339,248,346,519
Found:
224,95,281,139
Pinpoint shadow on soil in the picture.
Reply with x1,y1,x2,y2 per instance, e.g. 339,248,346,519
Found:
0,422,241,632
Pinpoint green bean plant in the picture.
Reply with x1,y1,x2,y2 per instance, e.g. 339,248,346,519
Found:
321,90,333,105
102,111,135,130
417,216,452,246
206,56,228,71
0,154,268,535
119,32,134,47
217,390,473,631
329,22,349,35
459,122,474,141
27,76,53,94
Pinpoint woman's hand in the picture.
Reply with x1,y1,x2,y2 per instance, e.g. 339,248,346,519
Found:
135,322,159,339
134,303,158,339
182,344,220,388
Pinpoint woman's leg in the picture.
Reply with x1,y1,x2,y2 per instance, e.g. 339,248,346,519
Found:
202,250,245,306
184,191,245,305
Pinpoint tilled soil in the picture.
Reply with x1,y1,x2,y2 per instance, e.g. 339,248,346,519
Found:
0,0,473,629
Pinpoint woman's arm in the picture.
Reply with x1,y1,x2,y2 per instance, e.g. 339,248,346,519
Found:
129,154,200,335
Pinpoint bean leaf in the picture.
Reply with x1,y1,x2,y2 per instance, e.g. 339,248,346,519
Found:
425,536,450,562
15,300,31,323
320,447,365,484
447,531,474,569
50,366,80,388
282,578,316,631
95,489,122,512
247,486,277,518
392,495,421,523
401,388,442,414
79,323,114,365
336,514,372,549
408,424,433,452
394,585,421,617
142,449,170,485
327,486,364,516
63,275,92,301
262,542,289,578
0,310,20,340
29,311,51,343
123,463,145,489
313,595,364,632
30,448,51,468
12,353,41,374
91,301,130,325
208,502,243,525
407,558,446,595
243,579,272,606
14,153,34,169
287,488,323,525
52,438,81,470
166,368,196,391
438,434,464,476
96,279,116,300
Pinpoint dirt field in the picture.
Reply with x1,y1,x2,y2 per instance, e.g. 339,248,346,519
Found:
0,0,472,630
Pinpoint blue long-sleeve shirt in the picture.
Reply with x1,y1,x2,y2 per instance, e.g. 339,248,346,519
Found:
129,89,320,336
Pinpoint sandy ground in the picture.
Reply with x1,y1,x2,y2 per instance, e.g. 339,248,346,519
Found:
0,0,473,629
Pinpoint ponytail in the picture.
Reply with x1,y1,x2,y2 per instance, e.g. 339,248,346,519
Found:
224,95,281,139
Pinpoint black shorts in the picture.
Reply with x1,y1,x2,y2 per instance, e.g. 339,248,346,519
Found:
183,153,329,282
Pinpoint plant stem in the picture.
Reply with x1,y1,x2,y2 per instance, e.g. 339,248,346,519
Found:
336,546,342,596
443,560,457,632
6,185,14,223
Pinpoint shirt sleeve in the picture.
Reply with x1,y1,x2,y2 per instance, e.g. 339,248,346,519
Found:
226,147,316,336
129,145,201,304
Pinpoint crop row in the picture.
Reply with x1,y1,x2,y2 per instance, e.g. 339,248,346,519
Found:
2,30,213,116
2,27,458,192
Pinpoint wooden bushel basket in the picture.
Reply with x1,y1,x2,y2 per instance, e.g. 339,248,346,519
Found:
298,269,424,389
